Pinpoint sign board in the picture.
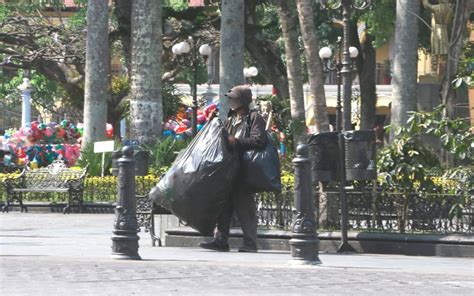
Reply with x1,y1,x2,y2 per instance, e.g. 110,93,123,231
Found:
93,141,115,153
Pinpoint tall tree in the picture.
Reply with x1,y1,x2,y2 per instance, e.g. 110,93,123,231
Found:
440,0,473,119
390,0,419,141
295,0,330,133
351,26,377,131
244,1,290,100
275,0,307,144
129,0,163,145
83,0,109,145
219,0,245,120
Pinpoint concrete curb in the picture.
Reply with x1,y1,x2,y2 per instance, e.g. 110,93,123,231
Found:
165,227,474,258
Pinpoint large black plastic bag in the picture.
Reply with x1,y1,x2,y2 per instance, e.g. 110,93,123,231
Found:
242,133,282,193
149,118,239,235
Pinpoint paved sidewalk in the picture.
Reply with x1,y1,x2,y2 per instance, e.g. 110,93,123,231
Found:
1,213,473,295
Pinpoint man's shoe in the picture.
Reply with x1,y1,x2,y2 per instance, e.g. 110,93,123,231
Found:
238,246,257,253
198,241,230,252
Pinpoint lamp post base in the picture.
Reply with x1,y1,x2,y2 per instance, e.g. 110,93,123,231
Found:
289,236,321,265
111,233,141,260
337,241,356,253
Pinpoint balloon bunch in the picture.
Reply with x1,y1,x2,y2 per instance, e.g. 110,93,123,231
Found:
22,143,81,167
1,120,84,168
28,120,83,145
162,103,218,140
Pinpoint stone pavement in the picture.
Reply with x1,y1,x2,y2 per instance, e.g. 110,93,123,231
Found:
1,213,473,295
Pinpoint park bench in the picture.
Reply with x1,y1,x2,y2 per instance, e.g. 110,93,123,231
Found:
2,160,88,214
136,194,172,247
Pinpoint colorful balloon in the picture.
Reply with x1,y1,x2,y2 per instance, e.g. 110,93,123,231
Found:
197,114,207,124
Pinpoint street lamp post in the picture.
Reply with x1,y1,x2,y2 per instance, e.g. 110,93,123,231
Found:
172,38,212,136
319,0,371,253
18,77,33,128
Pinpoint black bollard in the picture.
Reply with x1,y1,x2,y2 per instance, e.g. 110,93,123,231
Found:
289,144,321,265
111,146,141,260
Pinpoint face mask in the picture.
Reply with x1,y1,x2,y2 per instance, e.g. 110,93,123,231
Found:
229,98,242,111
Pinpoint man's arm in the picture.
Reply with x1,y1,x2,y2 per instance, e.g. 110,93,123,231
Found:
237,112,267,150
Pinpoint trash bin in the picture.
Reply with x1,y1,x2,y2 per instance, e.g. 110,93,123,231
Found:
111,148,150,177
343,130,377,181
133,149,150,176
308,132,339,182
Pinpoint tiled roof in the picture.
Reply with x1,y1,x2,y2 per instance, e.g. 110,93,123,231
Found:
63,0,78,7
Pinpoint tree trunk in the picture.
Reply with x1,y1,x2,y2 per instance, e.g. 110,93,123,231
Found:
352,26,377,131
83,0,109,145
245,1,290,101
440,0,472,119
390,0,419,141
113,0,132,74
295,0,330,133
130,0,163,146
275,0,307,145
219,0,245,120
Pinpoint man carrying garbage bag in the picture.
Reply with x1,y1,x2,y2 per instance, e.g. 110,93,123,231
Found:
150,111,240,237
199,85,267,253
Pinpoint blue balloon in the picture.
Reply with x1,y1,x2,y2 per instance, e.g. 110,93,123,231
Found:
175,134,185,141
197,124,204,131
163,130,173,137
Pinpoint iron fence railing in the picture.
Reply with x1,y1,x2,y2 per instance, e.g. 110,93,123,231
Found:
1,174,471,234
254,189,472,234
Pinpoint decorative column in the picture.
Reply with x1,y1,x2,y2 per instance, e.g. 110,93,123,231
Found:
18,78,32,127
111,146,141,260
289,144,321,265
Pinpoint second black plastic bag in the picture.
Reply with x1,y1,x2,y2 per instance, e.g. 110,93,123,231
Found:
149,118,239,236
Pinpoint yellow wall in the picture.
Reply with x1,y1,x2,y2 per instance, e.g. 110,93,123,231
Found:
375,42,391,64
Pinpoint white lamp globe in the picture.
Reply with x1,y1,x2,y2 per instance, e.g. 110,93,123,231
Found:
319,47,332,59
178,41,191,54
248,66,258,77
172,44,181,55
349,46,359,58
243,68,250,77
199,44,212,56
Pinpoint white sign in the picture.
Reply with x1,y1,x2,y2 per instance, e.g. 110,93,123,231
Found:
93,141,115,153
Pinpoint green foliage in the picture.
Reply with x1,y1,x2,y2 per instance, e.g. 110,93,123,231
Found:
77,140,122,177
359,0,396,47
164,0,188,11
67,1,88,29
0,69,66,114
408,105,473,162
162,83,184,119
379,105,473,193
378,128,440,194
145,136,191,176
110,75,130,98
452,37,474,88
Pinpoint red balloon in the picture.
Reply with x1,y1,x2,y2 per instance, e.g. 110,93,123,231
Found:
205,104,217,118
30,121,39,130
174,125,188,134
106,123,114,138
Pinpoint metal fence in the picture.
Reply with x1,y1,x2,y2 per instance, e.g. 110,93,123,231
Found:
0,104,22,129
254,189,473,234
1,174,471,234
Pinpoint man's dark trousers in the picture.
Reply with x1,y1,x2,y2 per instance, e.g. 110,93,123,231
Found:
214,187,258,249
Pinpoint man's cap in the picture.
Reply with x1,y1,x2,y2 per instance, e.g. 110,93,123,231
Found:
224,85,252,106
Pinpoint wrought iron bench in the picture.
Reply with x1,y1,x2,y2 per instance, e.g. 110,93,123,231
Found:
136,194,172,247
2,160,88,214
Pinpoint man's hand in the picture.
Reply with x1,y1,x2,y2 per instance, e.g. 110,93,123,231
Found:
227,135,238,146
